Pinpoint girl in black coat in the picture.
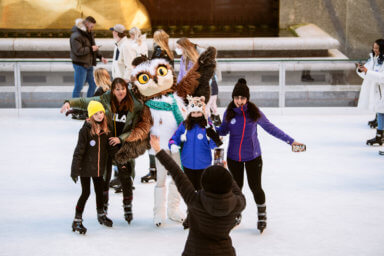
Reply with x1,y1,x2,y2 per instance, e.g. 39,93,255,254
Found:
71,101,117,234
151,135,246,256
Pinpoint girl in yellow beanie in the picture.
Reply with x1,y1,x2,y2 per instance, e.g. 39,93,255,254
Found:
71,100,117,234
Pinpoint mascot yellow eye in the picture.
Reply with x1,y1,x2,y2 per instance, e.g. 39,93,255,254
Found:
137,73,150,84
156,66,168,76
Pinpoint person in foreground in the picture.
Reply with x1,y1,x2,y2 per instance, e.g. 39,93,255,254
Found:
150,135,246,256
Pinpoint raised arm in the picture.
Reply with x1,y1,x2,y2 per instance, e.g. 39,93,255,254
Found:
150,135,197,205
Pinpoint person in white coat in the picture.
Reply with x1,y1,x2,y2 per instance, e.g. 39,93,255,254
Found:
110,24,136,81
357,39,384,147
129,27,148,57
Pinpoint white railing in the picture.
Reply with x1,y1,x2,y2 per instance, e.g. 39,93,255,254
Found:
0,59,363,109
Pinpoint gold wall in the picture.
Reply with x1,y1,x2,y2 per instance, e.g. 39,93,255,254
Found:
0,0,150,30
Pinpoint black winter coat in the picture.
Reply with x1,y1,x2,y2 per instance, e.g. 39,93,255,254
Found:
70,25,102,67
156,150,246,256
71,122,117,178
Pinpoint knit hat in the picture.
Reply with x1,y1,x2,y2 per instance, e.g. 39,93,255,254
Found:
232,78,250,100
87,101,105,118
201,165,233,194
187,95,205,115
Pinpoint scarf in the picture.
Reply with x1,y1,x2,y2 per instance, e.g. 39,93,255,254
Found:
145,94,184,126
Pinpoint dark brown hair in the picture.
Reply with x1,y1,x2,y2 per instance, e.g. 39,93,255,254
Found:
225,101,261,123
117,31,126,38
111,78,133,113
184,115,207,130
85,16,96,24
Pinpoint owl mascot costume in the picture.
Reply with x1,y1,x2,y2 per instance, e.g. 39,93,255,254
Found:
115,47,216,226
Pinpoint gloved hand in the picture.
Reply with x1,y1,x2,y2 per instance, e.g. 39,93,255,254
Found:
170,144,179,153
71,175,78,184
206,126,223,147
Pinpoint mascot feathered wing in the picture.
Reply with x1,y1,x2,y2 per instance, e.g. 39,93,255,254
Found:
115,47,216,163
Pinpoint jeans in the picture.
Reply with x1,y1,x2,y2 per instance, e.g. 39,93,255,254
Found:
72,64,96,98
378,113,384,130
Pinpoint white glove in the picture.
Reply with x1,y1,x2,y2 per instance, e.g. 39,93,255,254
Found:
170,144,179,153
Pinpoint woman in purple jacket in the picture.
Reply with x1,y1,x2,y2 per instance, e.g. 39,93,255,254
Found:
216,78,304,234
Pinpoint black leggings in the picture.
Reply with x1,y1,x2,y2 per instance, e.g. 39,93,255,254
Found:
103,157,133,202
76,176,104,213
227,156,265,205
183,167,204,191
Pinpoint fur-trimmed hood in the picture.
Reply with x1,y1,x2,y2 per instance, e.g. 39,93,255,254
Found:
74,18,87,32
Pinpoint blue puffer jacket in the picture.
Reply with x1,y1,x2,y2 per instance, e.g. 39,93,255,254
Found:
217,104,294,162
169,122,217,170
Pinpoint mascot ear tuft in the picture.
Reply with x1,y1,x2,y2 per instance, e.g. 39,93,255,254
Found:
131,54,149,67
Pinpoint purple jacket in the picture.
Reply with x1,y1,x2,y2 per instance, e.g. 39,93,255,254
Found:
217,104,294,162
177,55,194,83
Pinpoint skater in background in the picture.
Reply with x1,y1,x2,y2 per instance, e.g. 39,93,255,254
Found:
216,78,305,233
168,95,222,228
152,29,174,67
129,26,148,57
151,135,245,256
61,78,145,224
206,67,222,126
93,67,111,96
175,37,204,83
71,101,116,234
110,24,136,81
356,39,384,147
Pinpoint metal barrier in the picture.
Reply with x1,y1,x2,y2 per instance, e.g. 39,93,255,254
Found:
0,58,363,109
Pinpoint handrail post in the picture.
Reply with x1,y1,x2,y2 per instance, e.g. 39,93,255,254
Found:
13,62,22,110
278,62,286,108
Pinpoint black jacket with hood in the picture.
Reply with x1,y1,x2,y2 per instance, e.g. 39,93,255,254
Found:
70,19,102,67
71,121,117,178
156,150,246,256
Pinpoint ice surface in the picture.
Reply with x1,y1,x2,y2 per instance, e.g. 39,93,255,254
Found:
0,108,383,256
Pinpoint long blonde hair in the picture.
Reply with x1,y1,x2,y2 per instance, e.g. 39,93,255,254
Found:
153,29,174,60
176,37,199,70
94,68,111,92
129,27,145,46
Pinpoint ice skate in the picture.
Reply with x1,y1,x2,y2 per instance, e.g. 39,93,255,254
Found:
72,218,87,234
97,210,113,227
366,130,384,146
368,116,378,129
141,168,157,183
257,204,267,234
123,199,133,224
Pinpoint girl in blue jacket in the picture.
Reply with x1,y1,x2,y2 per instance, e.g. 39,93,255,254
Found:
169,96,222,190
216,78,305,234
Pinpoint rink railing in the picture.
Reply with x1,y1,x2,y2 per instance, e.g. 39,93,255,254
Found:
0,58,363,109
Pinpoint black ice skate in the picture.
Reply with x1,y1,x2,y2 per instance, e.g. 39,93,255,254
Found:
235,214,242,226
257,204,267,234
72,218,87,234
368,116,378,129
366,129,384,146
123,200,133,224
141,168,157,183
97,210,113,227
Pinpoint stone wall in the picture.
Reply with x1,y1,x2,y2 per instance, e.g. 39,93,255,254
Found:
280,0,384,59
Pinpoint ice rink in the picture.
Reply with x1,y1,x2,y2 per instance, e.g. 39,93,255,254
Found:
0,108,383,256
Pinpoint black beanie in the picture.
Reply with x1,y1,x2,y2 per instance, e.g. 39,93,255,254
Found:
201,165,233,194
232,78,250,100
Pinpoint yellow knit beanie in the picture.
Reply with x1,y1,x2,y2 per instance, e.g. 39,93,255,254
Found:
87,101,105,118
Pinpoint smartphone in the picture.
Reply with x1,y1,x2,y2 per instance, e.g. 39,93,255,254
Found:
213,148,224,166
292,144,306,152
